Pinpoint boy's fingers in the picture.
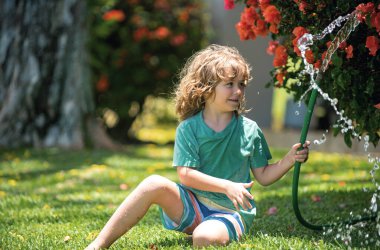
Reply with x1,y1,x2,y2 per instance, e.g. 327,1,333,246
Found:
242,197,253,210
244,190,254,200
298,149,308,154
292,143,302,150
237,198,246,210
243,181,254,188
232,200,239,210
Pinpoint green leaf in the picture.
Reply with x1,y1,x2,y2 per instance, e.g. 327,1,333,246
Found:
331,54,343,68
344,132,352,148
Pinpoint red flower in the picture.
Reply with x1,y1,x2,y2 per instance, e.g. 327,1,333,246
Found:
242,6,259,24
269,23,279,34
102,10,125,22
259,0,271,11
266,40,279,55
320,51,333,68
247,0,259,7
356,2,375,14
224,0,235,10
96,75,109,93
292,26,308,56
294,0,308,14
292,26,308,37
338,41,347,49
236,7,259,41
305,49,314,64
273,45,288,67
154,0,170,10
345,45,353,59
313,60,321,69
371,12,380,32
170,34,187,46
154,26,171,40
299,1,308,13
236,21,256,40
263,5,281,25
178,10,190,23
366,35,379,56
276,72,285,85
133,27,149,42
375,103,380,109
356,3,375,22
253,19,268,36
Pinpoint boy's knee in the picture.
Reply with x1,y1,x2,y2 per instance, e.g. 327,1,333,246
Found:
139,175,171,194
192,227,229,247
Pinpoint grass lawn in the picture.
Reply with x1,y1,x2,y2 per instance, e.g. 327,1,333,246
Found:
0,144,378,249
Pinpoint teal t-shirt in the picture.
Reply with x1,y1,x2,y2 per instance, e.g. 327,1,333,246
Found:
173,110,272,231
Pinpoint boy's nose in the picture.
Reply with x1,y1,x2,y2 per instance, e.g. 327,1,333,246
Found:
234,87,243,95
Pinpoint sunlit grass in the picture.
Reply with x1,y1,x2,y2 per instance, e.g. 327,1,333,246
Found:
0,145,378,249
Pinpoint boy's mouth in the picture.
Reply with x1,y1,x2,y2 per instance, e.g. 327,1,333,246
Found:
228,99,239,103
228,99,239,102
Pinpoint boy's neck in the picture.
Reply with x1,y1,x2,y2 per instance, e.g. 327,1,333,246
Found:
202,108,233,132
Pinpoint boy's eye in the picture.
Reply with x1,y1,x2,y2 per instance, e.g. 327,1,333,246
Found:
226,82,233,87
240,82,246,87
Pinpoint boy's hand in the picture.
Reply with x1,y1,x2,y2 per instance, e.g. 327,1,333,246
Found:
225,181,254,211
287,141,310,165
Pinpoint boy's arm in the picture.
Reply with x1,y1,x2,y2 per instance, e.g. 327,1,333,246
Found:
252,142,310,186
177,166,254,210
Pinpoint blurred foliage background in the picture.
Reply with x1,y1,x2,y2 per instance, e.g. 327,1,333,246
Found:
87,0,209,143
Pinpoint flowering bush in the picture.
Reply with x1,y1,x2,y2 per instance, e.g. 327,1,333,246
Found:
88,0,207,140
227,0,380,147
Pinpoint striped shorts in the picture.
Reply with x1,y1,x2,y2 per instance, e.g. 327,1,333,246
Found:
159,184,245,241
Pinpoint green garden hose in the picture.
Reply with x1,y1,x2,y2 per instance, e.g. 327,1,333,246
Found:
292,87,377,230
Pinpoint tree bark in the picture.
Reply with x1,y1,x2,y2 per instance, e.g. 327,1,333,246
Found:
0,0,118,149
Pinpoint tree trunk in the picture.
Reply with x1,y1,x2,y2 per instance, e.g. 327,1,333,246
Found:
0,0,118,149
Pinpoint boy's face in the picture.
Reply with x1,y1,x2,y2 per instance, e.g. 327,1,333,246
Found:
205,73,246,114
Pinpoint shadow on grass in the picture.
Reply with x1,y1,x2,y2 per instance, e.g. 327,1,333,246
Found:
0,146,173,182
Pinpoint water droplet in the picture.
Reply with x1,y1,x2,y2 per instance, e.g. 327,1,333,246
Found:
295,111,299,116
313,133,327,145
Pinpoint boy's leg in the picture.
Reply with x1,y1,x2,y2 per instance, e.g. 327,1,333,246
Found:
192,220,230,247
86,175,183,249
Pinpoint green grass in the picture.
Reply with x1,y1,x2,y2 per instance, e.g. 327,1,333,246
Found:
0,145,378,249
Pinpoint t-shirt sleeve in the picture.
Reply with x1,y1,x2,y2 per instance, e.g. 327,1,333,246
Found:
250,127,272,169
172,123,200,168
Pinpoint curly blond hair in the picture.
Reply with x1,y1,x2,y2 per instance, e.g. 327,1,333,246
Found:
174,44,251,121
